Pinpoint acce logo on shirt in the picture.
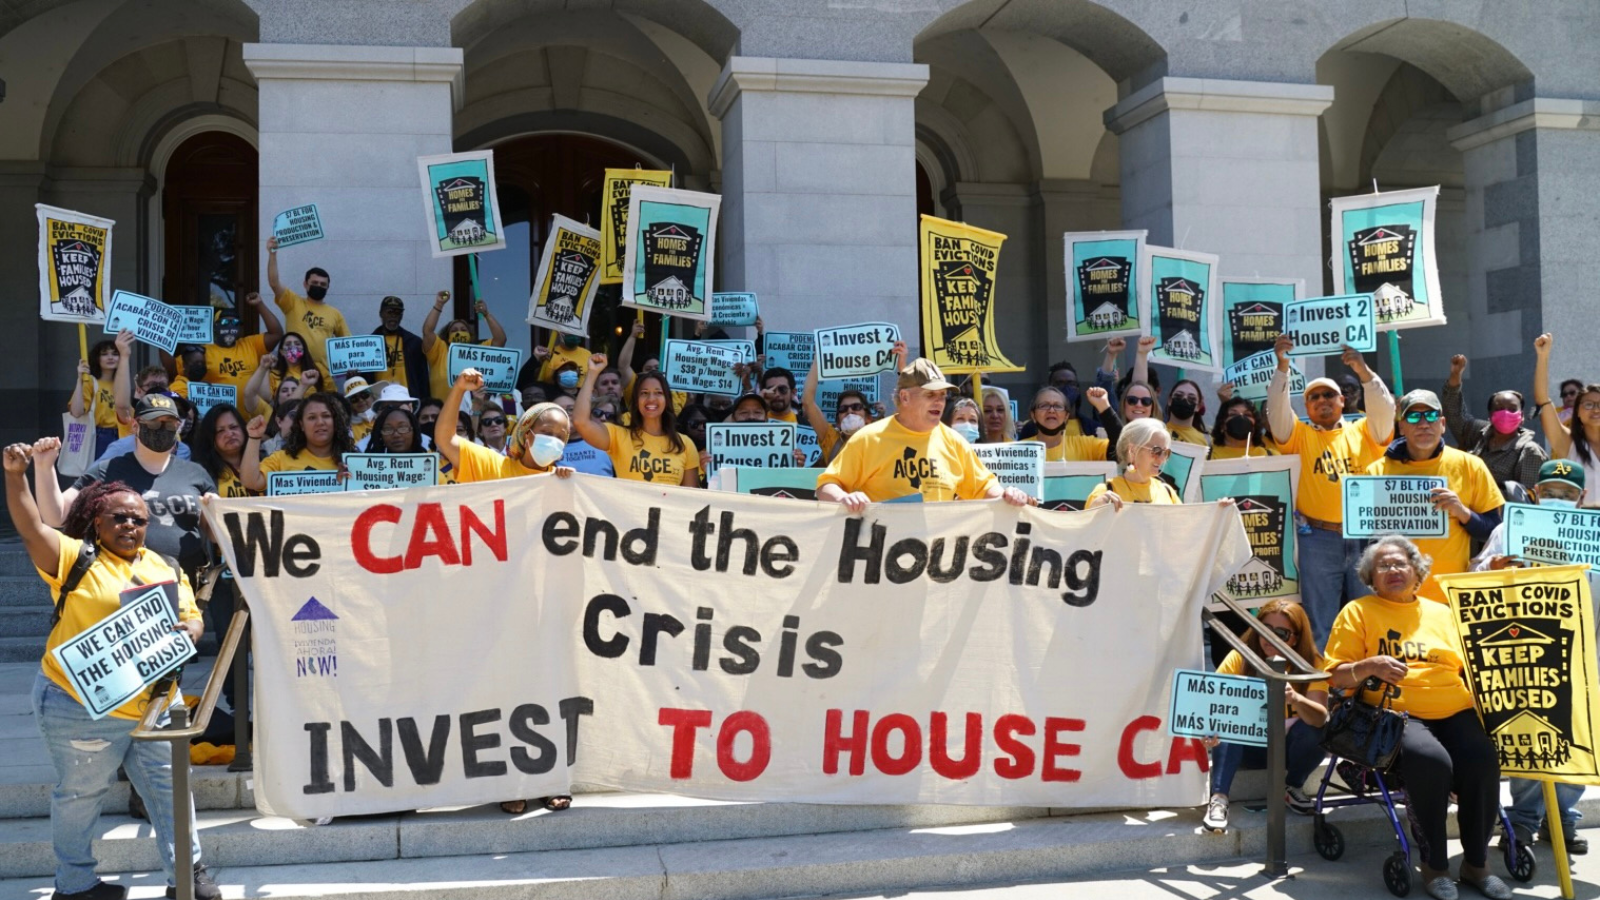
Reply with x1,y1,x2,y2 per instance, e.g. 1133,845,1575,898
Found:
892,446,938,490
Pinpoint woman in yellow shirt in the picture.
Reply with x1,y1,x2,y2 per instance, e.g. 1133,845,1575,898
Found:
979,387,1016,443
1208,393,1275,460
1324,536,1507,899
1028,386,1116,462
240,392,354,491
574,355,699,487
68,337,125,457
436,370,576,485
1086,418,1182,507
191,405,258,499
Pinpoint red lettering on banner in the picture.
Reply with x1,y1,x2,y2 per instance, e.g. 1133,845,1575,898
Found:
871,713,922,775
929,712,981,780
1118,715,1163,779
1166,736,1209,775
992,714,1035,780
353,500,508,574
824,709,870,776
404,504,461,569
460,500,507,565
351,505,403,573
1041,717,1085,782
658,708,712,779
716,711,771,782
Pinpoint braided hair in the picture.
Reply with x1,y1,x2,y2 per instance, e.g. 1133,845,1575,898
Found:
61,480,142,541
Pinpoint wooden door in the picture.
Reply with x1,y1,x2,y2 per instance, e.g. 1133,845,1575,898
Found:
162,132,259,330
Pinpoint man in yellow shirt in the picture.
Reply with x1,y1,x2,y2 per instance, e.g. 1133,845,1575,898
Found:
1265,333,1396,646
1365,389,1504,603
817,358,1033,511
164,293,284,396
266,235,350,374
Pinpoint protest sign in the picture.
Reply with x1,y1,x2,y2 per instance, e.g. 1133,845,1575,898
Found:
763,332,815,393
1340,475,1449,539
417,151,506,257
343,454,439,491
527,215,602,336
177,305,213,345
974,441,1045,499
1168,669,1269,749
324,335,388,375
52,585,194,719
1041,461,1118,512
1140,246,1222,373
816,377,879,421
187,382,236,417
621,185,720,321
1199,457,1302,610
105,291,183,353
1439,566,1600,783
36,204,113,324
918,215,1021,374
601,168,673,284
1506,502,1600,569
718,466,821,499
1223,349,1306,403
210,477,1252,818
662,339,747,396
814,323,900,380
1283,294,1376,357
1164,440,1208,503
711,292,759,327
1219,278,1299,371
266,470,343,496
795,425,823,466
704,423,796,480
273,204,325,248
1064,230,1145,342
448,343,524,393
1330,186,1444,331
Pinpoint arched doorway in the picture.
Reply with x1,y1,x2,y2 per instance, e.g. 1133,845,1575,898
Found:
162,131,259,321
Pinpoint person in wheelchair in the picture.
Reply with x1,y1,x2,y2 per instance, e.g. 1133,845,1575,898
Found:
1324,535,1509,900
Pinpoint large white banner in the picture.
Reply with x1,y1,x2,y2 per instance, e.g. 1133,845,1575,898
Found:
209,478,1250,819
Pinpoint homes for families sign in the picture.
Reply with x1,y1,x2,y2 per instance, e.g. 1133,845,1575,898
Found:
621,186,720,321
527,215,602,337
209,478,1251,818
1219,278,1300,371
36,205,113,324
1141,246,1222,373
1199,457,1302,610
918,216,1021,374
1330,187,1445,331
417,151,506,258
1064,231,1145,342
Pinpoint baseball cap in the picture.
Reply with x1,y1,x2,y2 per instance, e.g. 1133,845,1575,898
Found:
1537,459,1585,491
1397,389,1443,415
897,358,954,392
343,377,379,399
380,296,404,311
135,393,180,422
1304,377,1342,397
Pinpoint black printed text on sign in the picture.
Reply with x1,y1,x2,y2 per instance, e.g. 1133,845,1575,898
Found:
704,423,796,480
178,305,213,345
1222,349,1305,403
814,323,901,380
343,453,440,491
662,339,746,397
273,204,325,249
187,383,236,417
267,471,343,496
448,344,524,393
973,441,1045,499
1505,503,1600,569
52,585,195,719
1284,294,1376,357
106,291,185,354
324,336,388,375
711,293,759,327
1340,475,1449,540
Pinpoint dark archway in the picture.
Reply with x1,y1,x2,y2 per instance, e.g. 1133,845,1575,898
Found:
162,131,258,322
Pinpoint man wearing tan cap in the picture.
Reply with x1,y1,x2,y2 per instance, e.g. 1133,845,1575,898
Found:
1265,333,1396,645
817,357,1033,512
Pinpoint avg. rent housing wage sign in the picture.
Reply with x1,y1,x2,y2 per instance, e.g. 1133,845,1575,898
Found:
208,480,1250,820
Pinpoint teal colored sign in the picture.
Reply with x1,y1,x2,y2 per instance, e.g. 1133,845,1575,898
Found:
1199,461,1301,607
662,339,748,397
1224,349,1305,403
447,343,523,393
624,186,719,319
324,335,387,375
763,332,815,393
343,453,439,491
711,292,759,327
1145,249,1221,372
814,322,900,380
177,305,213,345
105,290,183,354
1168,669,1270,748
704,422,796,480
187,382,236,417
1162,440,1207,502
1505,503,1600,569
1341,475,1449,539
1330,187,1444,330
1042,475,1109,511
724,466,819,500
1284,294,1376,357
973,441,1045,499
267,470,343,496
1220,279,1297,370
273,204,325,249
816,377,879,419
1065,231,1143,341
795,424,823,466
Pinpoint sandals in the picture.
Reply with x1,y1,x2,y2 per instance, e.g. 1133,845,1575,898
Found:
1459,868,1512,900
498,795,572,815
498,800,528,815
540,795,572,811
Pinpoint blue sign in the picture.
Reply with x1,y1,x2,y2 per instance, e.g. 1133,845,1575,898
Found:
795,424,823,466
763,331,815,393
447,343,524,393
1223,349,1305,403
273,204,325,249
814,322,900,380
1168,668,1270,748
267,470,343,496
186,382,236,417
1341,475,1449,539
1284,294,1376,357
663,339,749,397
343,453,439,491
1505,502,1600,569
324,335,387,375
177,305,213,345
704,422,796,479
710,292,759,327
105,290,183,354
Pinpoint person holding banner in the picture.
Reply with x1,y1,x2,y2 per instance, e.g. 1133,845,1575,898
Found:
574,355,699,487
1442,354,1545,497
4,446,219,900
439,369,577,484
1209,392,1273,460
242,392,355,491
1364,390,1504,604
1029,386,1118,462
1086,418,1182,508
1266,333,1396,645
266,237,349,375
1325,536,1509,900
67,338,124,457
1533,334,1600,508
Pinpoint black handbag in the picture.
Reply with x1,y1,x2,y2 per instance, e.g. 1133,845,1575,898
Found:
1320,678,1407,772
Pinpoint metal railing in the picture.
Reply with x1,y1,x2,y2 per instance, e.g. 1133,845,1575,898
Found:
1203,591,1327,880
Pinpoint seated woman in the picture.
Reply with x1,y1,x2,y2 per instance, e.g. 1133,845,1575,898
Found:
1324,535,1509,900
1201,599,1327,832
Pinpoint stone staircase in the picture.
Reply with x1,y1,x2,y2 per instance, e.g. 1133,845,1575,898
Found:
0,546,51,664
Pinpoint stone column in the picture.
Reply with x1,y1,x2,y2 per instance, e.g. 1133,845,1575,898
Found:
243,44,462,338
709,57,928,343
0,166,49,444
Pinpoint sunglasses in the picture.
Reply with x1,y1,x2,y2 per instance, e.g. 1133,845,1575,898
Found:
1402,409,1443,424
592,409,613,420
379,425,413,436
480,417,506,427
837,402,866,413
1306,391,1340,402
1269,626,1295,642
1140,445,1171,459
109,513,149,527
1125,396,1155,407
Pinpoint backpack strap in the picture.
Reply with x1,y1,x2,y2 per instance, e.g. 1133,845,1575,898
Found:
50,541,99,630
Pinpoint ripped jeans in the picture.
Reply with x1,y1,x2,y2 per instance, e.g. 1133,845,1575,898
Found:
31,673,201,894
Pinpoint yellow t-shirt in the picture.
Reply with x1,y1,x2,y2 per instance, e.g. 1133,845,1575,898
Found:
268,363,312,401
1063,419,1085,438
1210,445,1274,460
214,464,255,499
1365,447,1505,604
1323,593,1474,720
274,288,350,375
205,335,268,393
1218,649,1327,716
622,375,689,415
260,449,339,474
818,421,845,461
603,422,699,486
352,418,373,444
455,439,550,482
1275,417,1385,522
78,377,119,429
817,416,998,503
768,409,798,424
1169,423,1211,447
376,333,412,390
425,339,453,403
1086,475,1181,506
39,538,200,720
1042,435,1109,462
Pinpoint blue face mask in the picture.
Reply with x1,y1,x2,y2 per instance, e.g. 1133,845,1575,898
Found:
557,371,579,390
530,433,566,468
1540,497,1578,509
953,423,981,444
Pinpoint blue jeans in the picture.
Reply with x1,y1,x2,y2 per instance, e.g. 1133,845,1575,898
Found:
1210,719,1326,795
32,673,201,894
1298,526,1367,649
1508,777,1583,833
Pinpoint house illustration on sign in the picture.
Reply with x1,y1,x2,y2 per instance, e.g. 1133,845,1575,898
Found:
1166,328,1200,359
1374,283,1414,317
1088,301,1126,327
649,275,691,307
1084,258,1122,274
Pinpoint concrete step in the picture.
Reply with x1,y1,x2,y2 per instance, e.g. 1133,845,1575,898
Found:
0,766,252,820
0,551,36,578
0,575,47,607
0,606,51,638
0,635,44,663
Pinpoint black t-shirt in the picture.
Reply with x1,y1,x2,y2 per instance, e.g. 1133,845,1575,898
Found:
72,455,217,574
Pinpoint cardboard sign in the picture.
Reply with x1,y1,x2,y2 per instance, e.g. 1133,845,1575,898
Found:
342,453,439,491
448,344,524,393
1199,457,1303,611
1341,475,1449,539
1041,461,1118,512
527,214,602,336
1064,230,1145,342
918,215,1021,373
187,382,237,417
1168,669,1270,748
267,470,343,496
795,424,823,466
716,466,820,500
177,305,214,345
762,332,815,393
1331,186,1444,331
1505,502,1600,569
105,291,183,353
1219,278,1300,371
814,323,900,380
36,204,113,324
417,151,506,257
704,423,796,480
1223,349,1306,403
273,204,325,248
1284,294,1376,357
600,168,673,284
662,339,746,396
973,441,1045,499
324,335,388,375
1141,246,1222,373
711,292,759,327
52,585,194,719
621,185,720,321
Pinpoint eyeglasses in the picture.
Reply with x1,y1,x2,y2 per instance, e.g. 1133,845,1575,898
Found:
1125,396,1154,407
1139,445,1171,459
1562,389,1580,398
1402,409,1443,424
1582,401,1600,412
838,402,866,413
379,425,413,436
1268,626,1295,642
480,417,506,427
1306,391,1340,402
1375,561,1413,573
109,513,149,527
592,409,613,420
1033,403,1066,412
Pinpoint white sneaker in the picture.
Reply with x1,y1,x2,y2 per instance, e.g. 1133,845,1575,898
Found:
1285,786,1316,815
1203,793,1230,832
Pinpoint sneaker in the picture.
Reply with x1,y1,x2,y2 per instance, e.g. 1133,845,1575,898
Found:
1203,793,1230,831
53,882,128,900
1498,822,1534,849
1540,824,1588,854
164,863,221,900
1285,786,1316,815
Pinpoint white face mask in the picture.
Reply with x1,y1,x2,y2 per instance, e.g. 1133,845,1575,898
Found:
530,433,565,468
953,423,981,444
1539,497,1578,509
839,414,866,435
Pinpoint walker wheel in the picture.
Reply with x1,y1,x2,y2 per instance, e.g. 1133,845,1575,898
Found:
1314,817,1345,861
1383,851,1412,896
1509,843,1536,882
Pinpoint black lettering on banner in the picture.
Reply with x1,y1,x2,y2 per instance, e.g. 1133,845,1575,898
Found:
460,708,506,778
837,518,1101,606
342,719,394,791
559,697,594,766
303,722,335,794
225,510,322,578
397,715,451,786
509,704,558,775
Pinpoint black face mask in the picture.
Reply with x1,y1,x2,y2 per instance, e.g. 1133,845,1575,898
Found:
218,326,240,348
1034,421,1067,437
137,425,179,454
1169,396,1197,420
184,361,207,380
306,285,328,301
1225,415,1255,440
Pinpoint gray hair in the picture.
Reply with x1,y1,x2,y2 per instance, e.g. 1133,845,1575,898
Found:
1357,535,1434,588
951,398,980,420
1115,417,1169,466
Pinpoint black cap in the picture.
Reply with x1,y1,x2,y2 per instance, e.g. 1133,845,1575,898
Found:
135,393,180,422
